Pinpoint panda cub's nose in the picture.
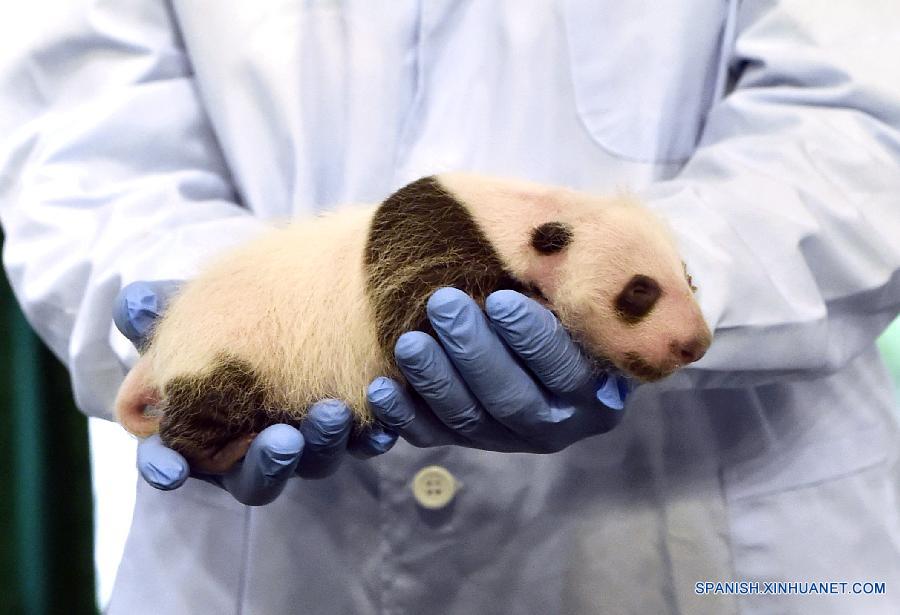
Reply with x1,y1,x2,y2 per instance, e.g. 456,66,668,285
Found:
670,338,708,364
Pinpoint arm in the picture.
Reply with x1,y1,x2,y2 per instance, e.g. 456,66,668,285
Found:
0,0,268,417
0,2,395,505
647,0,900,390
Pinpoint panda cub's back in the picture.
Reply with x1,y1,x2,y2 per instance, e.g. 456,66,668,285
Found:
145,204,386,432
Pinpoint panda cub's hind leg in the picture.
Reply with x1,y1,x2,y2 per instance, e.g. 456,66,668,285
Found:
114,356,162,438
157,354,299,474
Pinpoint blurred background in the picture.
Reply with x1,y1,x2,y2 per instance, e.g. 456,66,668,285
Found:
0,231,898,615
0,235,96,615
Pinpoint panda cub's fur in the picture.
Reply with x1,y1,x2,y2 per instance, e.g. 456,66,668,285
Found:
116,174,712,472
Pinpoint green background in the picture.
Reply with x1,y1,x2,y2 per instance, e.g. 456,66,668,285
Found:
0,240,897,615
0,254,96,615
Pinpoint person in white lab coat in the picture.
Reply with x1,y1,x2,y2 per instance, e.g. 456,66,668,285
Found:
2,1,900,614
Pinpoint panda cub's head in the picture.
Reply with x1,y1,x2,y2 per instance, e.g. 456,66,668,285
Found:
377,173,713,382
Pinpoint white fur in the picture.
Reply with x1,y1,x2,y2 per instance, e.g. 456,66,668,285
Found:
438,173,709,370
141,204,384,418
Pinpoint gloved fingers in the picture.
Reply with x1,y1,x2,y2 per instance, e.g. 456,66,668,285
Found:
391,331,523,447
217,424,304,506
424,288,551,434
484,290,596,396
295,400,353,479
347,423,399,459
113,280,183,349
528,372,631,448
136,434,190,490
366,376,463,448
485,289,629,430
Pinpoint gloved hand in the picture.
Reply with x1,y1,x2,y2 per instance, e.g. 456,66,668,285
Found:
113,280,398,506
367,287,631,453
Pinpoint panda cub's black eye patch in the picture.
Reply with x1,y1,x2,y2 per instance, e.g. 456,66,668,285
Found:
530,222,573,254
615,274,661,323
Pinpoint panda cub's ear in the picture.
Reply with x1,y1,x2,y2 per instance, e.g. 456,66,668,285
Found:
530,222,573,254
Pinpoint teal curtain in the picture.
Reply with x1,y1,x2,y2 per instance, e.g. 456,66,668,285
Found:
878,317,900,399
0,237,96,615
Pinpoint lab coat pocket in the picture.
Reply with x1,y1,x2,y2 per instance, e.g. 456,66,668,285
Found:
562,0,732,163
722,428,900,605
722,427,890,502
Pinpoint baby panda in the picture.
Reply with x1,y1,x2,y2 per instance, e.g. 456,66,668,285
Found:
115,174,712,473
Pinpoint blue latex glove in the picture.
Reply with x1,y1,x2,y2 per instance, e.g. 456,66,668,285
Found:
367,287,631,453
113,280,398,506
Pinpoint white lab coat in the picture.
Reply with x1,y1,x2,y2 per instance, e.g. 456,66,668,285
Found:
1,1,899,613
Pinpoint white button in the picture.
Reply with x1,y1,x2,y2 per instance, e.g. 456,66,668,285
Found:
412,465,457,509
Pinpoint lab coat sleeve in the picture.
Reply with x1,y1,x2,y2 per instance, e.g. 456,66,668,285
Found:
648,0,900,390
0,1,268,419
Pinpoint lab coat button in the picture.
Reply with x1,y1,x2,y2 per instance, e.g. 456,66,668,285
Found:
412,465,457,509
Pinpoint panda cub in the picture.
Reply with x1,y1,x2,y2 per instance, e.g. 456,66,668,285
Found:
115,174,712,472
